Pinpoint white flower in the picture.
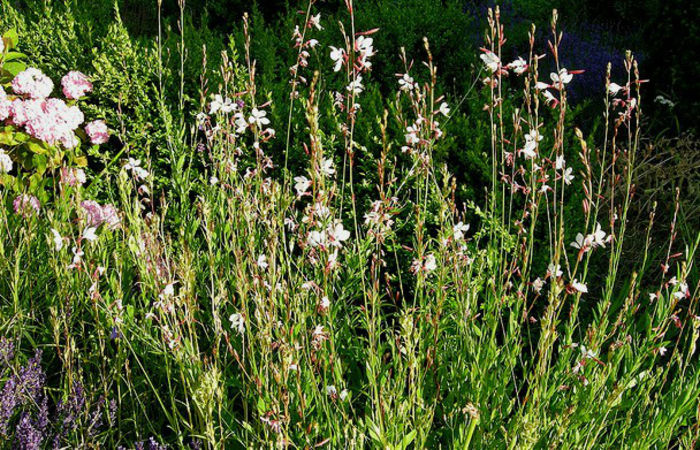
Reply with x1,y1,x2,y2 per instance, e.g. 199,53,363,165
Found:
328,221,350,247
326,385,337,397
159,282,175,299
658,346,667,356
355,35,375,61
571,279,588,293
405,125,420,145
209,94,235,114
339,388,349,401
453,221,470,240
608,83,623,96
535,81,550,90
521,129,542,159
480,51,500,73
68,246,84,269
438,102,450,117
124,158,140,170
548,263,563,278
82,226,98,242
210,176,219,185
307,38,319,48
0,148,12,173
309,13,322,30
320,158,335,176
563,167,574,185
507,57,528,75
542,89,558,106
50,228,64,251
570,233,589,251
234,113,248,134
257,254,269,270
550,68,573,85
398,73,415,91
308,229,327,247
248,108,270,127
346,75,364,95
590,223,607,248
580,344,596,359
294,175,312,196
229,313,245,335
555,155,566,170
424,254,437,272
533,277,545,294
329,46,345,72
124,158,149,180
673,282,688,300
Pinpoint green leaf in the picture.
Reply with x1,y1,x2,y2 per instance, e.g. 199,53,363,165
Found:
3,61,26,77
0,130,20,146
399,430,417,449
2,29,19,50
26,139,50,155
1,51,26,62
32,154,47,175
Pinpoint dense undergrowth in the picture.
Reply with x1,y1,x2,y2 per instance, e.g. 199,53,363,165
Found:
0,1,698,448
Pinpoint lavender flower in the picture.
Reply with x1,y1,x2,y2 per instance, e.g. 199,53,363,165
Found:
14,412,43,450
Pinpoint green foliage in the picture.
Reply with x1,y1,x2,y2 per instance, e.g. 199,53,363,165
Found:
0,2,698,449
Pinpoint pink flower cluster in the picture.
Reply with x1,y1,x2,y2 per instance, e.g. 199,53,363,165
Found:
0,68,108,148
11,67,54,99
80,200,121,230
84,120,109,145
11,97,84,148
0,87,11,121
60,167,87,187
61,71,93,100
13,194,40,217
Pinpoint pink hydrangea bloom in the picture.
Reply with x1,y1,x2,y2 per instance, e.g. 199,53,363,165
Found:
11,98,83,148
61,71,93,100
0,87,11,121
84,120,109,144
81,200,121,230
12,68,54,99
13,194,41,217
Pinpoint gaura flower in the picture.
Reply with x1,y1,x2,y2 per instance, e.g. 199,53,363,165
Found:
248,108,270,127
81,226,98,243
507,57,528,75
398,73,415,92
571,279,588,293
229,313,245,335
309,13,322,30
479,50,500,73
329,46,345,72
50,228,64,251
550,68,573,85
320,158,335,176
453,221,470,241
294,175,312,197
